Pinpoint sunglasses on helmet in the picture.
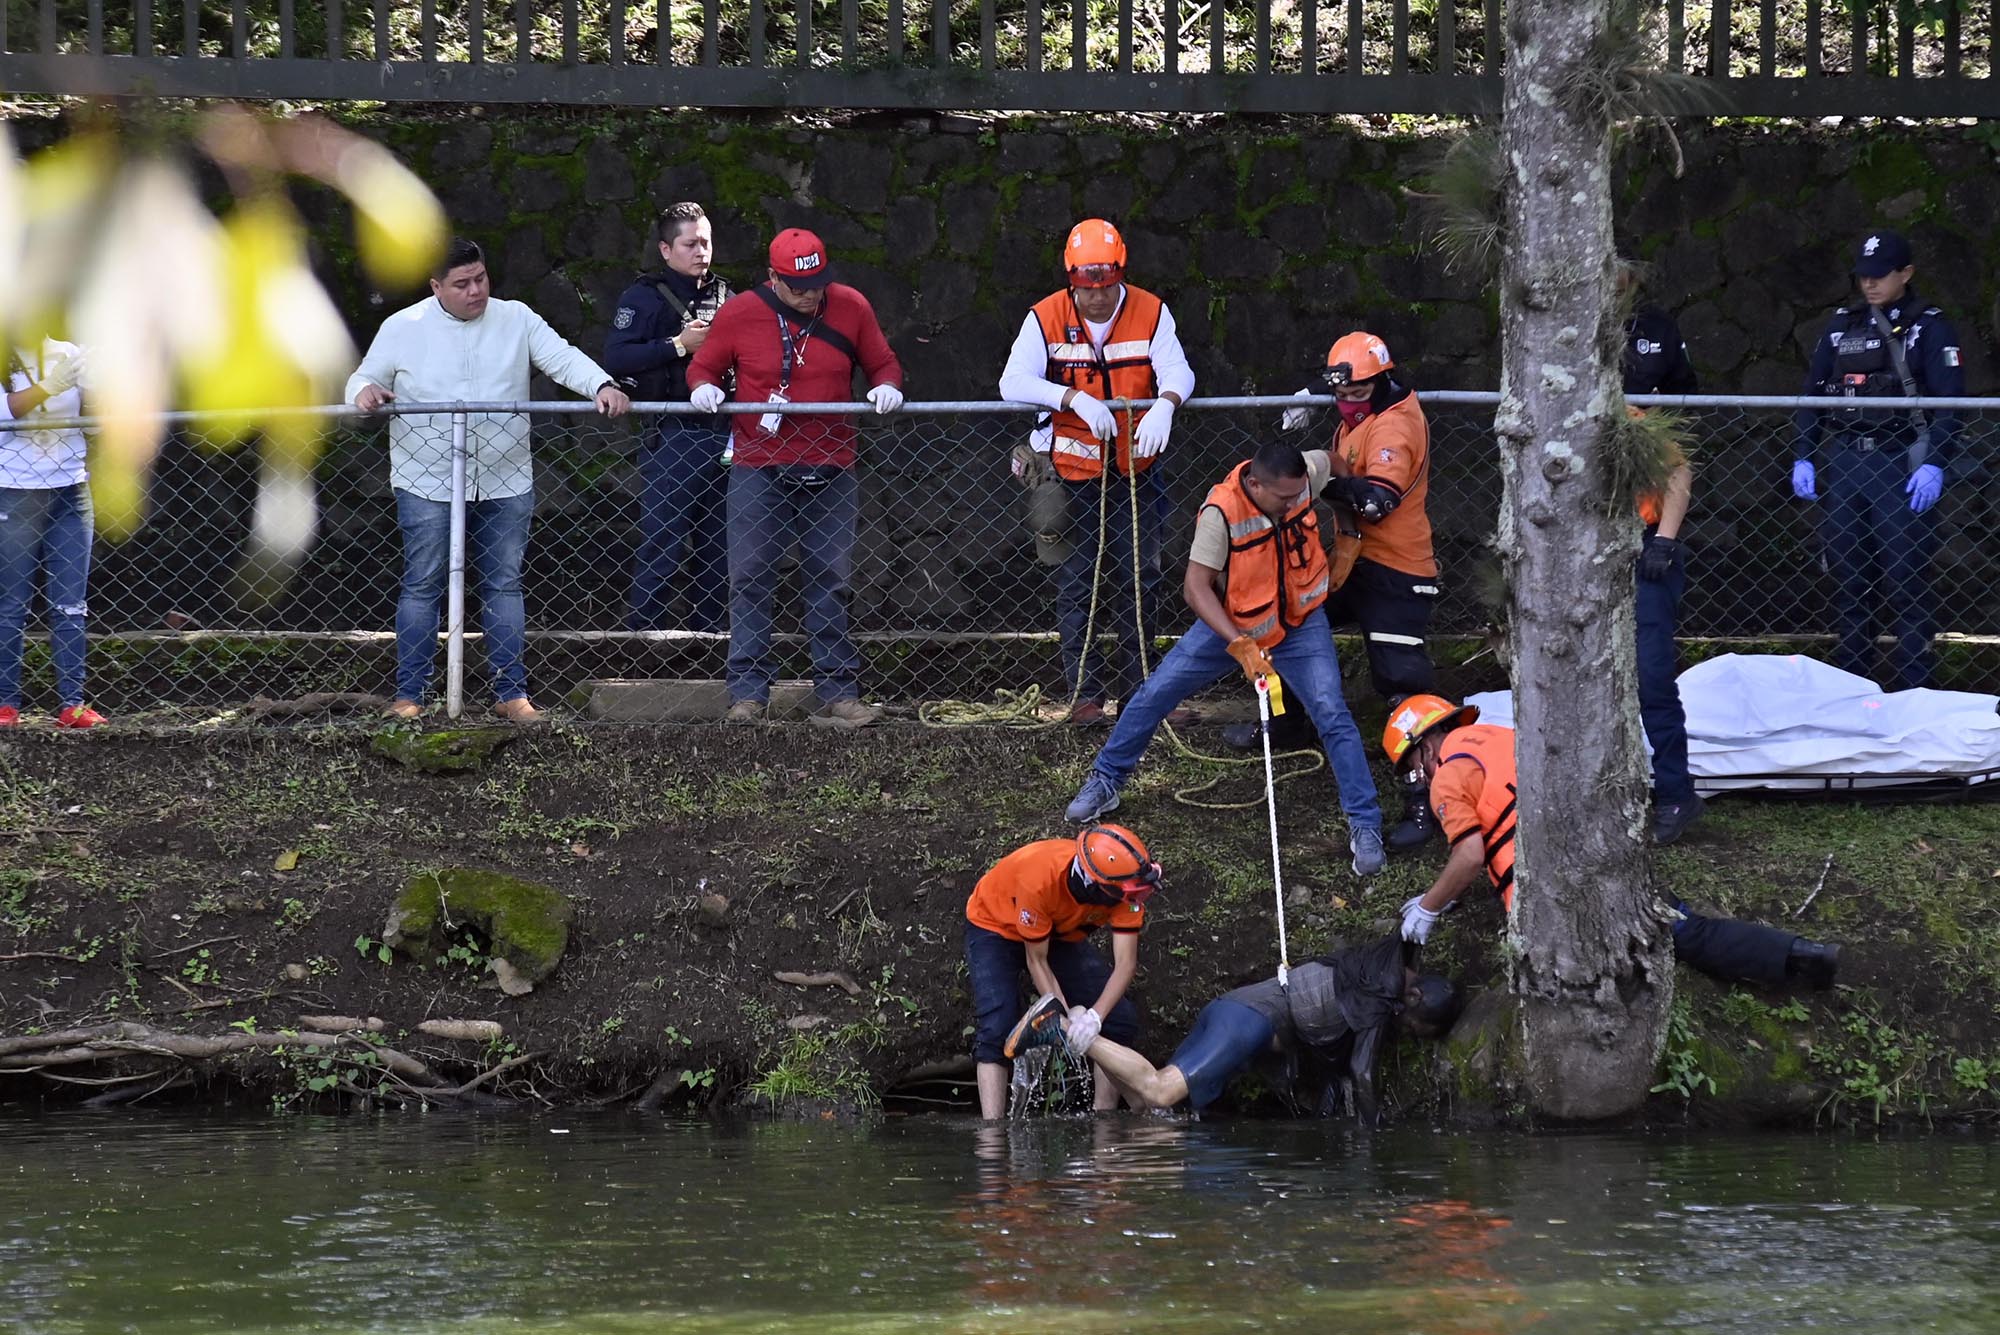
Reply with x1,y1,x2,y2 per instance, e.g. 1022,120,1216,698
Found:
1068,263,1123,288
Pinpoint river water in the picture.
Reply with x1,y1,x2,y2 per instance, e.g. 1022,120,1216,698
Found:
3,1114,1997,1333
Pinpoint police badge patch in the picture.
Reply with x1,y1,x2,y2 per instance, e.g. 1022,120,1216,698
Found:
613,307,635,330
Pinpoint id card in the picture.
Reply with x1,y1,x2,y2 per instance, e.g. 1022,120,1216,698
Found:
759,390,789,435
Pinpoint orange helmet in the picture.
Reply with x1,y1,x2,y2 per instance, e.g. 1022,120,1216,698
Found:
1064,219,1127,289
1382,694,1478,765
1076,823,1161,904
1325,331,1394,387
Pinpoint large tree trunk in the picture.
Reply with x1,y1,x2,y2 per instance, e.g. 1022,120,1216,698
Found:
1495,0,1675,1119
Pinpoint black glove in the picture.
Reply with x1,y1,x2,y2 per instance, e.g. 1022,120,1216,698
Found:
1638,534,1680,582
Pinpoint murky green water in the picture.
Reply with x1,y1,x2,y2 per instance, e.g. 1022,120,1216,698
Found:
3,1114,1998,1334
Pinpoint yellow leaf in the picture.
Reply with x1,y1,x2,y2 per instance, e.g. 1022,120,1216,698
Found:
273,849,300,872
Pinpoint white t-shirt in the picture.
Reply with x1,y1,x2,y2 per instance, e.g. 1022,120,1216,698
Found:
0,340,88,490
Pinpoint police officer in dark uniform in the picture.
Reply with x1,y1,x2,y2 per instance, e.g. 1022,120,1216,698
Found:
602,202,735,632
1793,229,1963,690
1622,278,1703,844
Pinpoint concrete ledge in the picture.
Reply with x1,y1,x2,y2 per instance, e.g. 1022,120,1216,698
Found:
575,678,819,722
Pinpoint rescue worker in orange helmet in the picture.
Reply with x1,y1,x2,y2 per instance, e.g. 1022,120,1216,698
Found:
1065,438,1387,877
965,824,1160,1119
1381,695,1841,988
998,219,1196,727
1233,331,1442,855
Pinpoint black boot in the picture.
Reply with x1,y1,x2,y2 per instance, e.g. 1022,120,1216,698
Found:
1221,721,1261,751
1785,939,1841,991
1387,781,1437,855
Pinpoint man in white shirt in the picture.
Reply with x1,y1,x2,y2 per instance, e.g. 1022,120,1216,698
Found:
347,238,629,722
997,220,1195,727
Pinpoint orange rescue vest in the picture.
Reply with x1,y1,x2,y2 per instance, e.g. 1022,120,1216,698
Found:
1032,286,1165,480
1200,461,1331,649
1438,724,1520,911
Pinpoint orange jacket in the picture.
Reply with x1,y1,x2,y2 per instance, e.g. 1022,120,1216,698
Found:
1427,724,1519,910
1032,286,1165,480
1331,392,1435,578
1199,460,1331,649
964,840,1147,943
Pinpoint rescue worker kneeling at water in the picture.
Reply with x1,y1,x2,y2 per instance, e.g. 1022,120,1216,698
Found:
1007,936,1462,1124
966,825,1159,1120
1383,696,1842,988
1064,438,1387,875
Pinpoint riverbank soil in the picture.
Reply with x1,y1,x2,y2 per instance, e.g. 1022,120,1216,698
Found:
3,717,1997,1124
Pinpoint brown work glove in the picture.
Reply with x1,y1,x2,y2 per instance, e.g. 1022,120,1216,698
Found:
1226,635,1275,685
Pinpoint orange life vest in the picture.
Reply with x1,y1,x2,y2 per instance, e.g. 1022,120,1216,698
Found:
1438,724,1520,911
1032,286,1165,480
1200,460,1331,649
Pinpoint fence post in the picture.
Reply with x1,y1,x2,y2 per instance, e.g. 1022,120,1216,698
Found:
446,408,468,721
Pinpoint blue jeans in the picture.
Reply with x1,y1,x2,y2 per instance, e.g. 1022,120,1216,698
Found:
394,489,534,704
1057,468,1166,701
1168,998,1276,1110
1635,537,1693,803
964,923,1141,1063
0,483,93,708
1820,446,1937,690
629,423,729,632
1089,609,1383,828
726,464,861,705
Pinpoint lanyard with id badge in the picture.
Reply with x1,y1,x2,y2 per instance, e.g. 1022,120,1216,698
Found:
762,306,821,436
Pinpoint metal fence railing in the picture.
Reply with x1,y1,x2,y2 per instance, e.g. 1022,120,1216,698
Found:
6,392,1997,720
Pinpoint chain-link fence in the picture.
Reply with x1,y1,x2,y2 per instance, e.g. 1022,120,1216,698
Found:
7,393,1997,719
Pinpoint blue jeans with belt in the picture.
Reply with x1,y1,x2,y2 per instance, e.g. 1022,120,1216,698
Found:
726,464,861,705
0,483,93,708
394,489,534,704
1635,534,1693,803
1056,467,1166,702
629,422,729,632
1819,445,1937,690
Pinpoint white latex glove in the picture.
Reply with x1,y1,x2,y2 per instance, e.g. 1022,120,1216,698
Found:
867,383,903,414
1132,400,1175,459
1065,1005,1102,1055
1280,387,1314,432
39,350,86,396
689,383,726,412
1399,895,1440,945
1069,391,1118,442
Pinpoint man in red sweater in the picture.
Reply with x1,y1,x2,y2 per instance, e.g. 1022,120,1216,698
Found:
688,229,904,728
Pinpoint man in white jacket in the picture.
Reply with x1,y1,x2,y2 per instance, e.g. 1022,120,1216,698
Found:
347,238,629,722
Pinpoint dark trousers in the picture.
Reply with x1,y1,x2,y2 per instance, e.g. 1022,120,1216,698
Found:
1263,557,1438,752
1636,537,1693,802
964,924,1140,1063
629,423,729,632
1670,900,1797,983
1820,446,1936,690
1056,468,1166,702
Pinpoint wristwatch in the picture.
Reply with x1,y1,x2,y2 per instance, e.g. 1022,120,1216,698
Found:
672,336,687,358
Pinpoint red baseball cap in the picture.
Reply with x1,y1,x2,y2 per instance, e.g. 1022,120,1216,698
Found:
768,228,833,290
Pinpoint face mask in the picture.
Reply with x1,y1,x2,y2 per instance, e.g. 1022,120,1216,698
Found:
1338,400,1372,429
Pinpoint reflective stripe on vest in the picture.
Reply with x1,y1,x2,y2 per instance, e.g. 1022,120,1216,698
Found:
1032,286,1166,480
1201,460,1331,650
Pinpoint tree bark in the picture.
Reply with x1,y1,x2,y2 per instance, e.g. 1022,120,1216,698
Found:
1496,0,1675,1119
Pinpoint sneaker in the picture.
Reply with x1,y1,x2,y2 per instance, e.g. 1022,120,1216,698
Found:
1002,992,1068,1059
55,704,105,730
723,699,768,725
0,705,18,728
1066,698,1110,728
382,698,422,721
1064,772,1122,823
492,697,545,724
1652,791,1706,846
1350,826,1386,876
809,699,882,730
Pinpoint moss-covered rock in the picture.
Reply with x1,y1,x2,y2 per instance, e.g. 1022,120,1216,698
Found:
371,726,515,774
383,867,573,992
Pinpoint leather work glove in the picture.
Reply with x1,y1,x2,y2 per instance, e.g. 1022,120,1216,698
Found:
867,383,904,414
1226,635,1276,686
1068,391,1119,442
1906,463,1944,514
38,350,85,396
689,383,726,413
1008,441,1055,489
1280,387,1314,432
1790,459,1817,501
1131,400,1175,459
1399,895,1440,945
1638,534,1680,583
1065,1006,1102,1056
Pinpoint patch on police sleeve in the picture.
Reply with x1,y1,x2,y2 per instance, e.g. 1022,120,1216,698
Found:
1944,346,1961,366
612,306,635,330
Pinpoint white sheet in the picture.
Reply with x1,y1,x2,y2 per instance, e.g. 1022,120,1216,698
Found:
1464,654,2000,792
